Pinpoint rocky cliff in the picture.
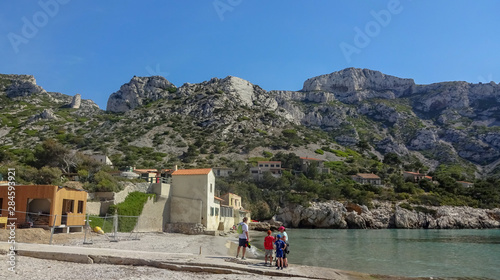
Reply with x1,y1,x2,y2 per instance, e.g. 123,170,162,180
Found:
106,76,177,112
2,68,500,177
0,74,46,97
277,201,500,229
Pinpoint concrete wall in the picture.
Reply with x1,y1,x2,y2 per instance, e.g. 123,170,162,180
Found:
151,183,170,196
170,196,202,224
135,196,168,232
86,201,101,215
86,201,113,216
218,216,235,231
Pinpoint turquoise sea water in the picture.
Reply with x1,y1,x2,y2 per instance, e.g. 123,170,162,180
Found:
252,229,500,279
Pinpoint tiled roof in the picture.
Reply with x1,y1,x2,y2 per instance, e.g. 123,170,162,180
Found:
172,168,212,176
133,169,158,173
356,173,381,179
222,192,241,198
214,196,224,201
403,171,425,176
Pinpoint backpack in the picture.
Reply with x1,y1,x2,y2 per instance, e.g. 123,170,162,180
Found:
237,223,243,234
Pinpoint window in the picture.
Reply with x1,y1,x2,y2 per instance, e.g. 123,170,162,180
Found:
265,164,269,167
210,183,213,193
62,199,74,213
270,164,275,167
210,207,214,216
259,164,263,167
215,208,219,216
251,170,258,174
77,201,84,213
276,164,280,167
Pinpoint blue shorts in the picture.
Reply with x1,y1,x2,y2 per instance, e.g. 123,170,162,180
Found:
276,250,283,258
238,238,247,246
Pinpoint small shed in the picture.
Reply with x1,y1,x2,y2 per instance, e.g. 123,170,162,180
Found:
0,185,87,229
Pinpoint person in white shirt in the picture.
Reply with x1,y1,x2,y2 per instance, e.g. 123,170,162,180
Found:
236,217,249,260
279,226,289,267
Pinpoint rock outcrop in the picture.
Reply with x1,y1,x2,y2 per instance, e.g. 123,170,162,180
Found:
0,74,46,97
302,68,415,101
276,201,500,229
28,109,58,123
106,76,176,112
70,94,82,109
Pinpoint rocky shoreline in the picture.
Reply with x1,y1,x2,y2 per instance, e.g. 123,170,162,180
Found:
275,200,500,229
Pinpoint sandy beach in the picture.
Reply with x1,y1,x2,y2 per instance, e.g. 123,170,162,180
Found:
0,228,432,280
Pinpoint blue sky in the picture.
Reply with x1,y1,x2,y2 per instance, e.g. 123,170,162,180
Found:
1,0,499,110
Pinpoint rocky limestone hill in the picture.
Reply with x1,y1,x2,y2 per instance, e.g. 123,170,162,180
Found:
2,68,500,177
277,200,500,229
107,76,176,112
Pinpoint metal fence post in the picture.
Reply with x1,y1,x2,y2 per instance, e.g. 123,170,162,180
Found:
49,214,57,245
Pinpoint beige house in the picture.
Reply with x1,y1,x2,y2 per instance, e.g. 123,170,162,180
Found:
213,167,235,177
221,193,242,209
351,173,382,185
403,171,427,182
170,168,220,231
136,168,251,234
457,181,474,188
299,156,330,174
250,161,282,181
91,154,113,166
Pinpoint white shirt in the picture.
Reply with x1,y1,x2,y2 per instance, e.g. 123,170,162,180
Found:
282,231,288,243
239,222,248,239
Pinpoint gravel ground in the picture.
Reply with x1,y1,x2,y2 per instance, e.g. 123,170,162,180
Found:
1,230,286,280
1,256,297,280
67,231,260,258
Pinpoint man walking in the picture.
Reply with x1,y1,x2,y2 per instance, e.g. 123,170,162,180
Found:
236,217,249,260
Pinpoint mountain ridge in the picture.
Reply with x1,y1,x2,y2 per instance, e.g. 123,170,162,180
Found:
1,68,500,178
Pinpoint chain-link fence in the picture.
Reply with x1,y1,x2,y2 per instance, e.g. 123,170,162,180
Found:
0,209,141,245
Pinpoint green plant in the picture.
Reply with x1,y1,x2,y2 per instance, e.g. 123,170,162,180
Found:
107,192,155,232
314,149,324,155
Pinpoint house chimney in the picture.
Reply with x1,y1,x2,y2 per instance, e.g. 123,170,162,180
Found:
174,165,178,171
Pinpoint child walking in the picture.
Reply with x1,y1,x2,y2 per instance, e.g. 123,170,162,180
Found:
264,230,275,266
274,234,287,270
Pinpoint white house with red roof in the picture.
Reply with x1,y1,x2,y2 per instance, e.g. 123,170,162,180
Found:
170,168,222,231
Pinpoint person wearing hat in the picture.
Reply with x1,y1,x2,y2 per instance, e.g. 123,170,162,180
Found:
274,234,286,270
279,226,289,268
263,230,275,266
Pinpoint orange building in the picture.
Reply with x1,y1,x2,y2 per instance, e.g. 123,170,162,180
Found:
0,185,87,228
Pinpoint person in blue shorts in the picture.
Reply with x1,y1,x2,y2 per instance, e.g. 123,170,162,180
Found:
274,234,287,270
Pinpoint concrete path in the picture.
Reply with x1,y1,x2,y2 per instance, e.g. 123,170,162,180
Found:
0,242,429,280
